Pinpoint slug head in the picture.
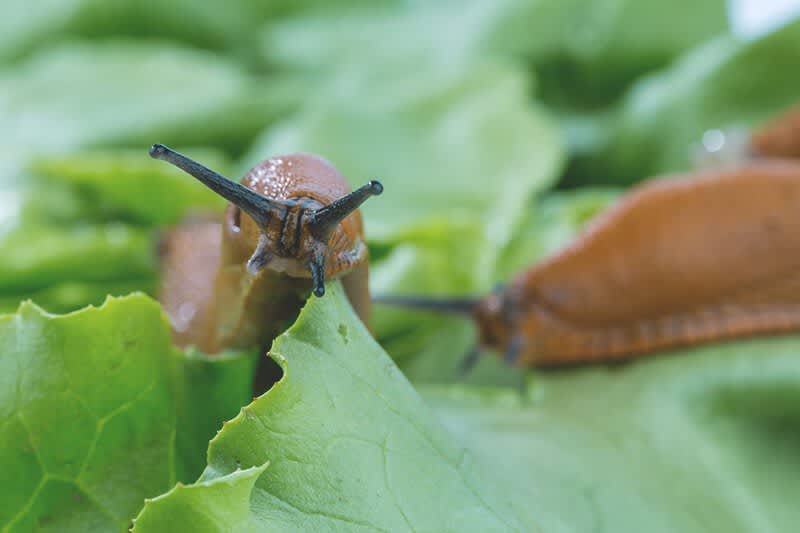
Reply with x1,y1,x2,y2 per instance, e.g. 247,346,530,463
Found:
472,285,531,366
149,144,382,297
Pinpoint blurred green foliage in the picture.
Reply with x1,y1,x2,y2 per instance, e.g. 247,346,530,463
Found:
2,0,800,530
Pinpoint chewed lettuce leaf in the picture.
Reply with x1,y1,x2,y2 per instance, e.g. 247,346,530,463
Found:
134,282,535,531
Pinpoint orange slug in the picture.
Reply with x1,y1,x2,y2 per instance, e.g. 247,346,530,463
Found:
379,160,800,369
149,144,382,354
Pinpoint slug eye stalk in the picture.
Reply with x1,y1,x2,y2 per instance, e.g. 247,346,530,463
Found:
149,144,281,228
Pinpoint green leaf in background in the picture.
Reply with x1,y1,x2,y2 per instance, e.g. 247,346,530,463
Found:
533,0,728,109
0,0,258,63
261,0,726,95
0,294,257,531
0,224,155,294
261,0,533,74
30,149,229,226
426,335,800,532
134,282,535,531
0,40,299,183
259,0,729,161
250,62,564,246
609,17,800,181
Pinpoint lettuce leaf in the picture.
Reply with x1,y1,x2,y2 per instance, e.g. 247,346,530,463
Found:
0,295,257,531
427,335,800,532
134,282,534,531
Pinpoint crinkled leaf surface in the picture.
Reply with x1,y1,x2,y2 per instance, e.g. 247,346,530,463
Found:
134,282,536,531
0,294,257,531
610,17,800,180
426,335,800,532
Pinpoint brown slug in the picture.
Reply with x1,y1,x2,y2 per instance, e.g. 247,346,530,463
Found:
379,160,800,369
150,144,382,354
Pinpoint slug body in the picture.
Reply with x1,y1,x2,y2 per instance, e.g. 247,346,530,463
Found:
152,145,381,353
473,160,800,366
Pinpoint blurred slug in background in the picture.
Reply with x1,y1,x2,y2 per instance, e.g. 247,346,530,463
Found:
379,159,800,371
693,103,800,168
149,144,382,356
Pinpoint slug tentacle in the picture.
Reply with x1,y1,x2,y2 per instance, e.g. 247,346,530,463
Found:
459,346,482,375
371,294,479,316
309,246,327,297
247,234,272,275
309,180,384,239
150,144,283,228
503,335,524,365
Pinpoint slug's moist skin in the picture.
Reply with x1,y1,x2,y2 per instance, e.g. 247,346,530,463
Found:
151,144,382,354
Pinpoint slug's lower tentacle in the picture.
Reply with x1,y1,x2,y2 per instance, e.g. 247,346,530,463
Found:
309,246,327,297
459,346,482,375
504,336,524,365
247,234,273,276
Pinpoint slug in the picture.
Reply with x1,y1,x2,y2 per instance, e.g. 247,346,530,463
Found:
694,104,800,168
150,144,382,354
379,160,800,369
